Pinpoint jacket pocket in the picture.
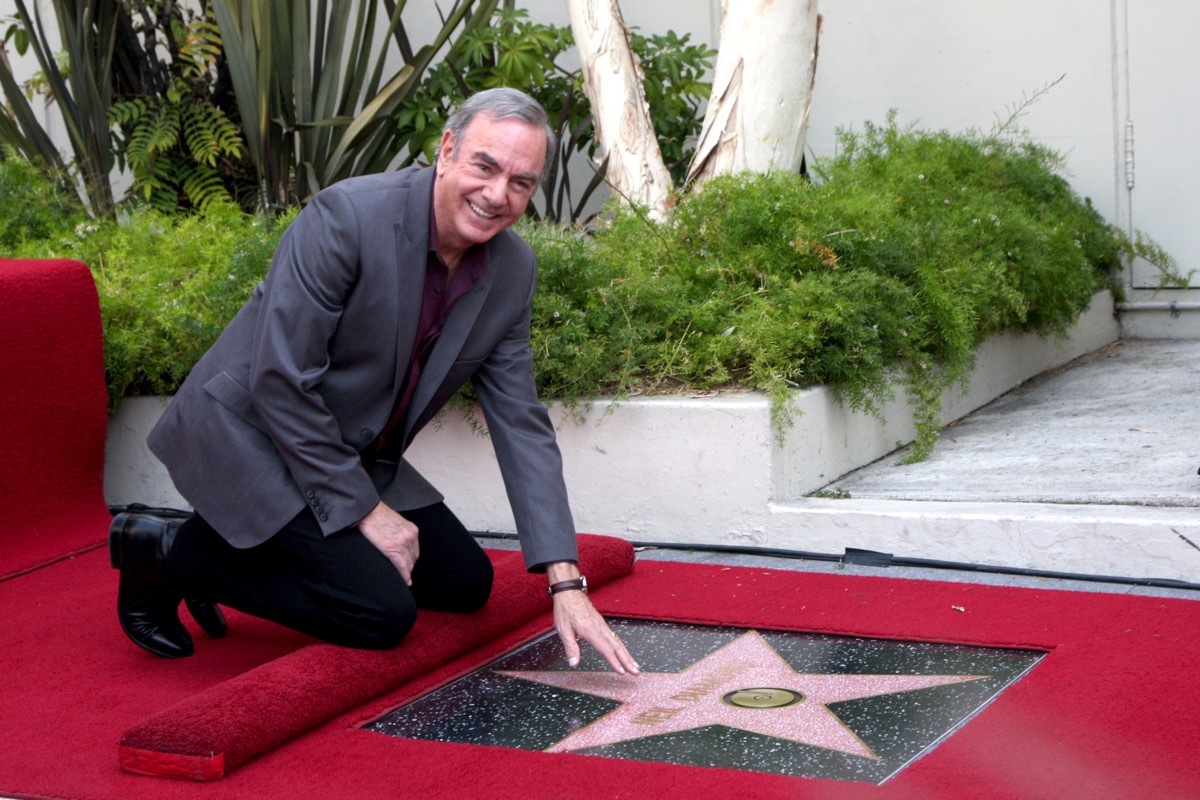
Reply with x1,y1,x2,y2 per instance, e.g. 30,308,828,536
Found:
202,371,269,435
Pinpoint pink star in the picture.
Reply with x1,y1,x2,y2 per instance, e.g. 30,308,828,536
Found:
498,631,985,759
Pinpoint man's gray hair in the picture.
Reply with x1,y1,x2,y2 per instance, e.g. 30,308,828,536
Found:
443,88,557,185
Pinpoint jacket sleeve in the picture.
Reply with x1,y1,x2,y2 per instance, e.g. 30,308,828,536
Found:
247,185,381,534
471,258,579,572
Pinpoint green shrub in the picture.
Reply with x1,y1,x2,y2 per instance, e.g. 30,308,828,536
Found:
3,115,1175,460
10,198,292,407
527,116,1153,459
0,148,87,248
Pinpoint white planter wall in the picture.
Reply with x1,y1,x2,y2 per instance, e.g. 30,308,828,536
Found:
106,292,1175,578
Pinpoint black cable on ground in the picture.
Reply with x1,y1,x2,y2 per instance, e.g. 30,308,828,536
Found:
638,541,1200,592
472,532,1200,592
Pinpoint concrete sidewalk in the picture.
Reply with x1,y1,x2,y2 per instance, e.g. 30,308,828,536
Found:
821,339,1200,508
623,338,1200,599
789,339,1200,585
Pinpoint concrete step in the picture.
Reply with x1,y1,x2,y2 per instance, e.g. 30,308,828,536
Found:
805,338,1200,584
767,496,1200,585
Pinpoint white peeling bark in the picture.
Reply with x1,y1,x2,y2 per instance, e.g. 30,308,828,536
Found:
686,0,821,186
566,0,673,219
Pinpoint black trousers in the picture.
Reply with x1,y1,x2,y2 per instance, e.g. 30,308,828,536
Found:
166,502,494,649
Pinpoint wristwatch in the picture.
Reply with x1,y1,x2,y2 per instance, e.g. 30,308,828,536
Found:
547,576,588,596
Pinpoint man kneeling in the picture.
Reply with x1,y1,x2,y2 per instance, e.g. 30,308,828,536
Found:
110,88,638,676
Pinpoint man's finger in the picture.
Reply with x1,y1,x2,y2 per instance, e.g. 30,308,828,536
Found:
609,634,641,675
559,628,582,667
396,555,414,586
594,629,640,675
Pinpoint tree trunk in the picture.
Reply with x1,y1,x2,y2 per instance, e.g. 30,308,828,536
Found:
686,0,821,186
566,0,673,219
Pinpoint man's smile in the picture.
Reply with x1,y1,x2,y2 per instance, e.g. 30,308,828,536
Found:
468,200,498,220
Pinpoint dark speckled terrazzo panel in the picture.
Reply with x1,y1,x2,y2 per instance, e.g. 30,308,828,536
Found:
368,619,1042,784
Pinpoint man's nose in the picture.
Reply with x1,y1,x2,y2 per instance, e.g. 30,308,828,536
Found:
480,177,507,207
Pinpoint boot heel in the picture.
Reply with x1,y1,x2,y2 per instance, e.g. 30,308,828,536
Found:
108,513,129,569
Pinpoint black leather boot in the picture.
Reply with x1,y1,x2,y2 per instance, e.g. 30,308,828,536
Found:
109,512,195,658
110,506,229,640
185,595,228,638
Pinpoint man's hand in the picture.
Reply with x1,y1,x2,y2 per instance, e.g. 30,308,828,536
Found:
358,502,420,585
547,562,640,675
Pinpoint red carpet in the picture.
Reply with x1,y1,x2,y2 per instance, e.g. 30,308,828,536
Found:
2,258,1197,798
0,259,111,580
2,551,1197,799
0,537,633,798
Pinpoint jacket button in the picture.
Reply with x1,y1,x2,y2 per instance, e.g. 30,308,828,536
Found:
360,429,374,441
318,513,328,522
306,490,315,498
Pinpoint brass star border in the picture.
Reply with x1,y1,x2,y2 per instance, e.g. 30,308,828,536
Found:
366,620,1043,784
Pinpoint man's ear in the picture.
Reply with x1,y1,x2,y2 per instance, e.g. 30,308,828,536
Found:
436,129,456,171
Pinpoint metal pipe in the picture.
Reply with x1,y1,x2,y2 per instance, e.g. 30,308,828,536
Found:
1117,301,1200,312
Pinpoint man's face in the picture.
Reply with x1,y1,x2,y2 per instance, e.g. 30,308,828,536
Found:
433,114,546,256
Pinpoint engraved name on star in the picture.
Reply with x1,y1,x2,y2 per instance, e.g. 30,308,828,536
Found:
497,631,986,759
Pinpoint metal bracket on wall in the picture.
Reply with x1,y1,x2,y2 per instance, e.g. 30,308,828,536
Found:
1124,118,1135,190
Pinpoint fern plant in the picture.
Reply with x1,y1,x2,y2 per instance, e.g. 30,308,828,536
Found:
107,8,244,213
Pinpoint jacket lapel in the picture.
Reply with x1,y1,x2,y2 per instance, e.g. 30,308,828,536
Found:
391,168,436,403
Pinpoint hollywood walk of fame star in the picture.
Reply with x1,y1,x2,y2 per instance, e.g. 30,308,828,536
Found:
497,631,986,759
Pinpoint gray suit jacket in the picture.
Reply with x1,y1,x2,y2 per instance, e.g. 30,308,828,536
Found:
148,166,577,570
